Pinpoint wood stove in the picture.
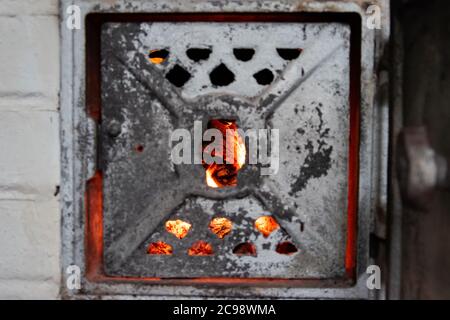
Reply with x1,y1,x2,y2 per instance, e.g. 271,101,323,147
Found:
60,0,389,299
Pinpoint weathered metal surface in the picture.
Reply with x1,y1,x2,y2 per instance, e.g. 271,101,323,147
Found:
60,0,389,299
101,22,350,278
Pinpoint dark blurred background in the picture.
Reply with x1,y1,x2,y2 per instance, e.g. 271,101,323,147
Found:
392,0,450,299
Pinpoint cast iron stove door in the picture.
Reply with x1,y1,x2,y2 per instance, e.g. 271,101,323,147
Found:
99,19,356,280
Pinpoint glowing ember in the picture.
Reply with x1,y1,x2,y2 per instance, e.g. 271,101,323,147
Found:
147,241,173,255
148,49,169,64
205,168,220,188
255,216,279,237
165,219,192,239
203,120,246,188
209,217,232,239
188,241,213,256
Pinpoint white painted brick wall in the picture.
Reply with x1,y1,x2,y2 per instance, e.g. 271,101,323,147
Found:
0,0,60,299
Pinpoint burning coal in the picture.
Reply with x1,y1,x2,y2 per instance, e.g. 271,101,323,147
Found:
165,219,192,239
203,120,246,188
209,217,232,238
147,241,173,255
170,120,280,183
188,241,214,256
255,216,279,237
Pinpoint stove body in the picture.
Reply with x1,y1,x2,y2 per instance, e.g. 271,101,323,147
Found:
60,0,389,299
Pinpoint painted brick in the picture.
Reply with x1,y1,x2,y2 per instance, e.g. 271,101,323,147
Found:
0,110,59,197
0,15,59,109
0,0,61,299
0,279,59,300
0,199,60,283
0,0,58,16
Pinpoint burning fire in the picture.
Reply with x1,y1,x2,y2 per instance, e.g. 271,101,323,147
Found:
188,241,214,256
147,241,173,255
209,217,232,239
255,216,279,237
204,120,246,188
165,219,192,239
148,49,169,64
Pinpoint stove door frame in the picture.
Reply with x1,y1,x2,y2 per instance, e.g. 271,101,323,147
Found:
60,0,389,299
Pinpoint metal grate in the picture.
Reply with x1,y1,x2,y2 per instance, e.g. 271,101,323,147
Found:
100,21,353,279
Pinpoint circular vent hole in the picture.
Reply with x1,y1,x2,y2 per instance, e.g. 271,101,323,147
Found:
135,144,144,153
186,48,212,62
188,241,214,256
147,241,173,255
209,217,232,239
165,64,191,87
255,216,279,237
276,48,302,60
233,48,255,62
165,219,192,239
233,242,257,256
209,63,235,87
275,241,298,255
253,68,274,85
148,49,169,64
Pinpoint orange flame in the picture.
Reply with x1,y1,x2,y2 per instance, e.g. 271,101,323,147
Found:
165,219,192,239
255,216,279,237
147,241,173,255
204,120,246,188
188,241,214,256
150,56,164,64
148,49,168,64
209,217,232,239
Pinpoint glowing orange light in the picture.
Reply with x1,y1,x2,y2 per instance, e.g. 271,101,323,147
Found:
148,49,169,64
204,120,246,188
206,168,220,188
165,219,192,239
255,216,279,237
147,241,173,255
150,56,164,64
188,241,213,256
209,217,232,239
